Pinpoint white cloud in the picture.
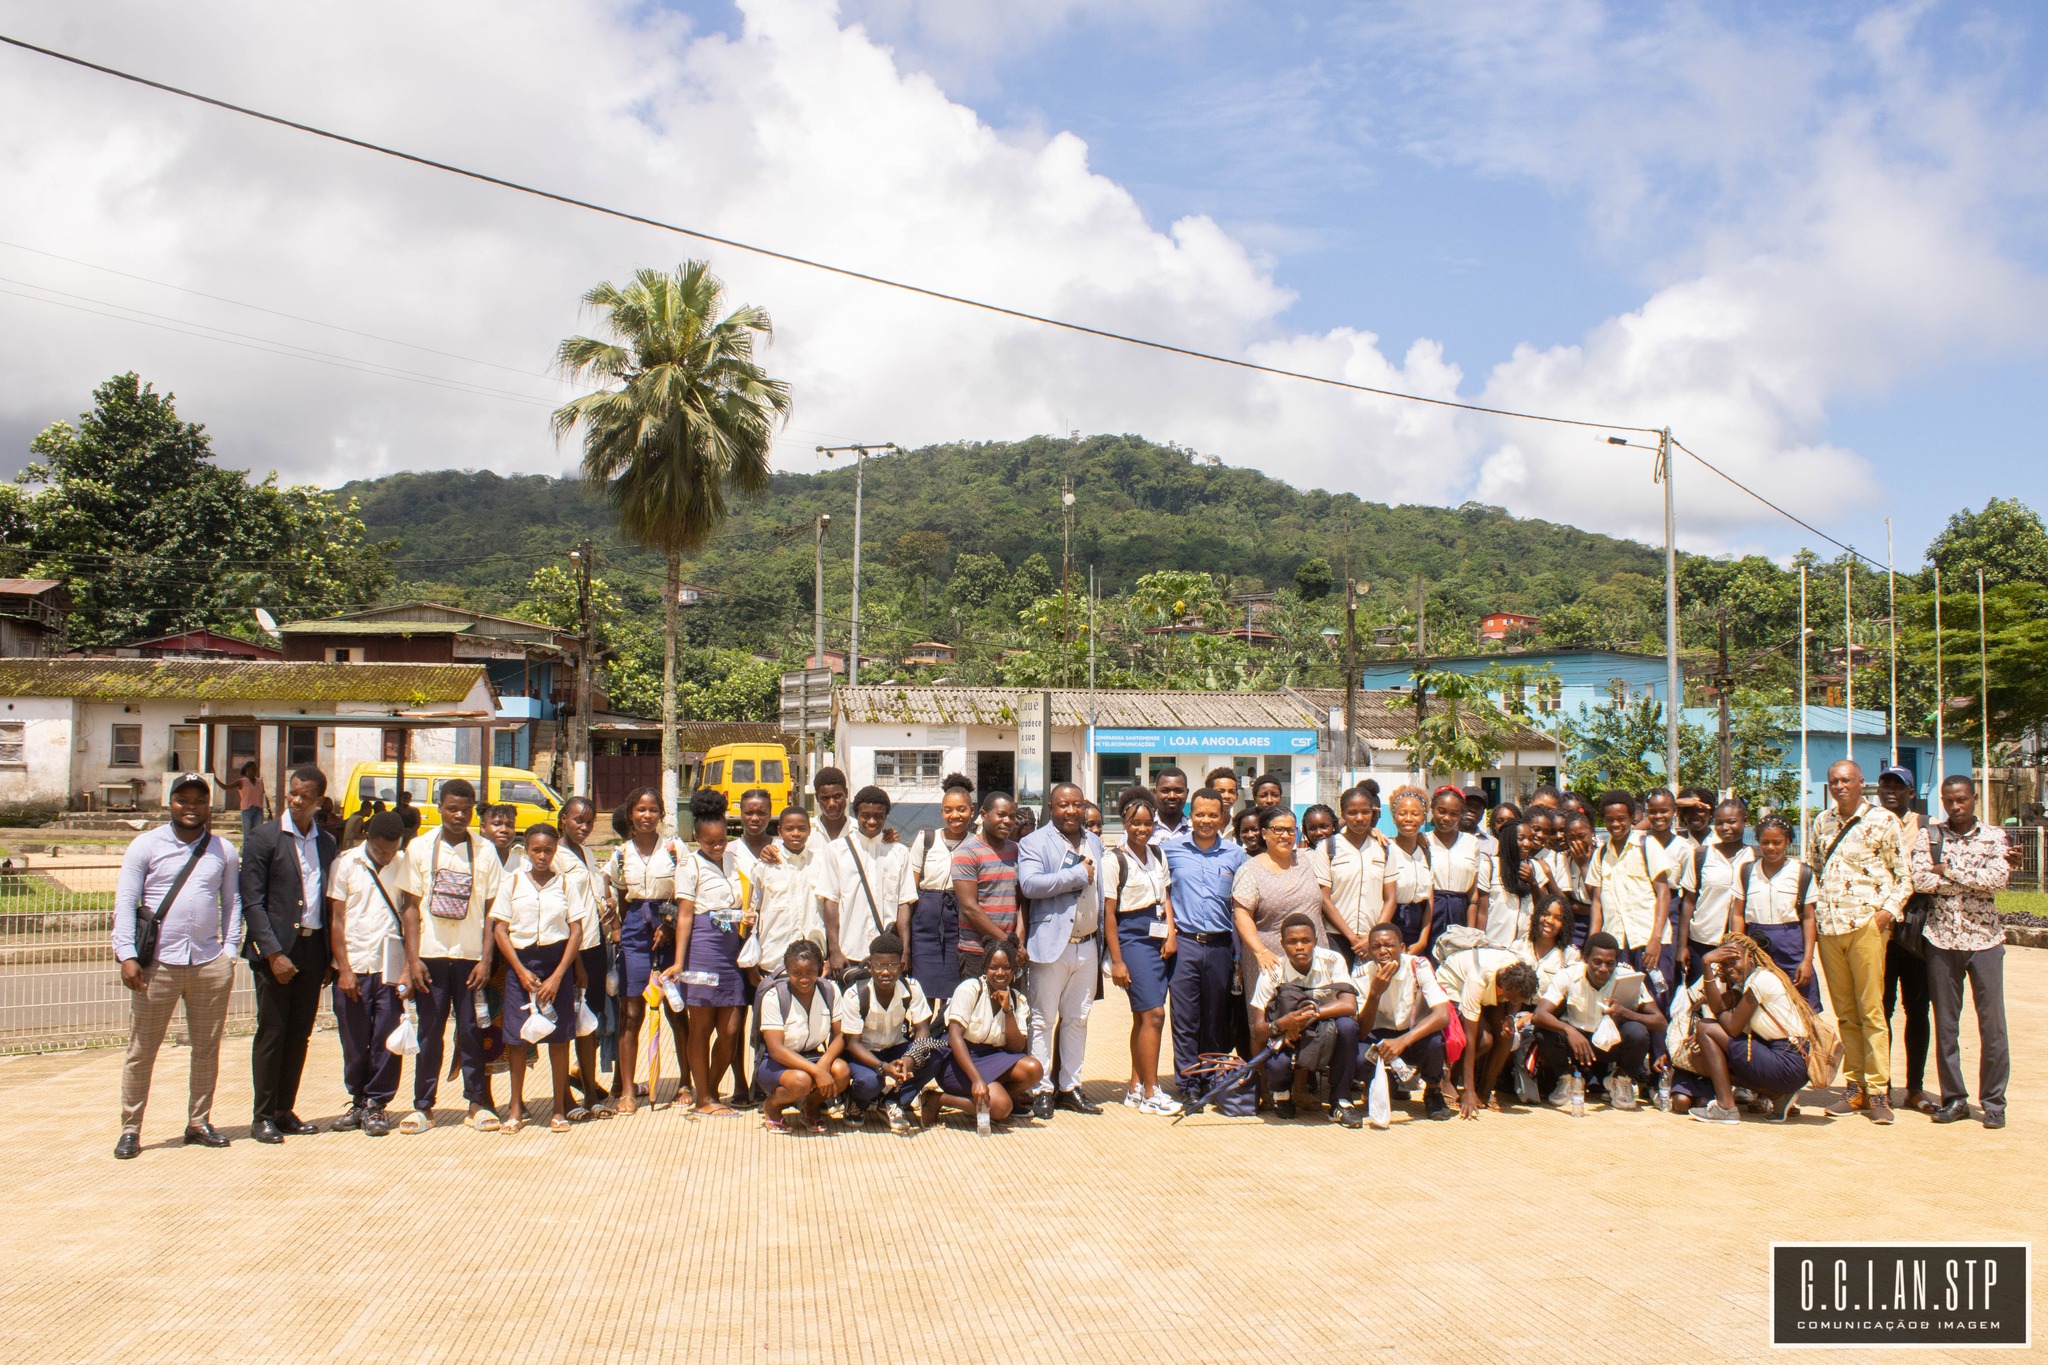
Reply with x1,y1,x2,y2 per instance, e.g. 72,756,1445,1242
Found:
0,0,2040,559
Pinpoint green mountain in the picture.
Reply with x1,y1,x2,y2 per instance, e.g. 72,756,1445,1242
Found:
343,432,1666,647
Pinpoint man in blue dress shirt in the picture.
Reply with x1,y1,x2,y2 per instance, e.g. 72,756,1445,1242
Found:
1161,787,1246,1098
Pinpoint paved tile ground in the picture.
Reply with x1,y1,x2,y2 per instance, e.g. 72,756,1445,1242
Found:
2,950,2041,1364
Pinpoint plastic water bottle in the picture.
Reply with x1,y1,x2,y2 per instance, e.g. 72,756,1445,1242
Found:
659,978,686,1012
976,1096,992,1135
1656,1073,1673,1113
1569,1074,1586,1119
472,990,492,1028
1388,1057,1418,1088
1649,967,1668,995
678,969,720,988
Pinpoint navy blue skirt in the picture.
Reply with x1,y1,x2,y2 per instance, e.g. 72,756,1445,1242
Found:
1727,1034,1809,1093
503,941,574,1047
619,899,675,995
1751,921,1821,1010
1432,889,1471,944
1115,911,1172,1013
682,911,745,1007
910,887,961,1000
1392,900,1430,947
938,1041,1025,1094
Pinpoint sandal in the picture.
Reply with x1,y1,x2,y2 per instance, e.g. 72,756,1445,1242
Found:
762,1113,790,1134
501,1116,525,1134
549,1114,572,1134
399,1110,431,1136
591,1099,617,1119
565,1105,591,1123
467,1109,501,1133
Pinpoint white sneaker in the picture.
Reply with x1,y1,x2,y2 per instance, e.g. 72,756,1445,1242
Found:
1122,1087,1146,1109
1547,1077,1575,1108
1691,1101,1741,1124
1608,1076,1639,1111
1140,1090,1183,1116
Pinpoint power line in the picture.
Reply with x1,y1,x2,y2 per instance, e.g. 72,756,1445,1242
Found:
0,31,1662,438
1669,437,1880,570
0,238,551,379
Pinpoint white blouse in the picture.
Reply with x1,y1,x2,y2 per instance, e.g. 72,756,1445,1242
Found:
1313,833,1387,931
1385,839,1434,904
946,976,1029,1047
489,870,575,949
1104,843,1172,914
605,839,681,902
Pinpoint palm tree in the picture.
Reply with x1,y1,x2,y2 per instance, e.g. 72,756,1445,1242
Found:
554,261,792,818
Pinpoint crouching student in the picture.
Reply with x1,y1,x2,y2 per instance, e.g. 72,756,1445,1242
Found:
756,941,849,1133
1353,923,1452,1121
1435,943,1540,1119
1249,915,1362,1126
1680,934,1815,1124
326,811,411,1136
838,931,946,1134
489,824,583,1133
933,936,1042,1126
1533,932,1667,1112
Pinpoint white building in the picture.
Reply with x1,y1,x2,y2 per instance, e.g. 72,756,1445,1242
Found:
0,659,497,820
832,684,1562,830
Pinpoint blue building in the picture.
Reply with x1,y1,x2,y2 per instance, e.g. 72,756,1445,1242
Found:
1693,705,1977,810
1357,649,1671,721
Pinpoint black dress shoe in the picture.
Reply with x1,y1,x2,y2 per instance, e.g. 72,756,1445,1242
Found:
183,1123,231,1148
1931,1098,1972,1125
1030,1092,1054,1121
331,1107,365,1132
362,1109,392,1137
1054,1089,1102,1115
1982,1111,2005,1130
250,1118,285,1144
274,1113,320,1136
113,1133,141,1160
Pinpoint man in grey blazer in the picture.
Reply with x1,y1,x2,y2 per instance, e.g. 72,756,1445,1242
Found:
242,764,338,1143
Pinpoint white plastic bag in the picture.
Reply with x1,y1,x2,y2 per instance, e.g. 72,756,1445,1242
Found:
385,1000,420,1056
736,934,763,969
1366,1058,1392,1130
1589,1013,1622,1053
574,997,599,1037
519,998,558,1044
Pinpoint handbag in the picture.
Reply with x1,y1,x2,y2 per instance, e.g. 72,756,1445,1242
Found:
1664,981,1701,1073
1443,1006,1468,1064
425,838,474,921
1895,826,1938,959
133,833,214,969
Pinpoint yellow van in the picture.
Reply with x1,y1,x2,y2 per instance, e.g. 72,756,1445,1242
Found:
697,742,793,814
341,762,565,832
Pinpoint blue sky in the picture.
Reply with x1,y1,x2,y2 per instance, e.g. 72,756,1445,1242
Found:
1,0,2042,564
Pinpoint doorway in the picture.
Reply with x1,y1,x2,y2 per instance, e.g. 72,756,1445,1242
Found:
975,750,1015,801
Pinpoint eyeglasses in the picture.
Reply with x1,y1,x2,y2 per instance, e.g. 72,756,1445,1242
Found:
1266,824,1298,838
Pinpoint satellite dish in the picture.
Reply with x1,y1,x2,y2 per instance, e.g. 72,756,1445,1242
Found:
253,608,279,636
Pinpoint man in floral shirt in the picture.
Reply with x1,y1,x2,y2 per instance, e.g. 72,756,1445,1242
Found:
1909,774,2011,1129
1809,760,1911,1123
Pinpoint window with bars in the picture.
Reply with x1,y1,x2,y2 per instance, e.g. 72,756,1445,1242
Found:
874,750,943,784
0,721,23,767
111,723,142,767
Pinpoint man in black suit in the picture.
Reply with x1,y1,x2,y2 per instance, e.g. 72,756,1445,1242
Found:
243,764,338,1143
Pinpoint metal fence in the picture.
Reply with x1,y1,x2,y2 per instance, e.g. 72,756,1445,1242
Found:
0,860,257,1054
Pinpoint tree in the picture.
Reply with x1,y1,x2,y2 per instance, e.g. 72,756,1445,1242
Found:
12,372,391,644
1385,667,1523,778
1552,697,1715,795
1009,552,1055,608
1293,555,1333,601
947,551,1006,609
1926,498,2048,588
553,262,791,816
889,531,948,582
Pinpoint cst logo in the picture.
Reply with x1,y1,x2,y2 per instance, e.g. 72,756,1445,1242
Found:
1772,1244,2029,1347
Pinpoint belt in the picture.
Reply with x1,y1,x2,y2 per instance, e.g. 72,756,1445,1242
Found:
1179,929,1232,947
297,926,321,938
1069,927,1097,943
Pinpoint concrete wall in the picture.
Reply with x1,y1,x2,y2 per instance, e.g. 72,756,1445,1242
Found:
0,696,74,819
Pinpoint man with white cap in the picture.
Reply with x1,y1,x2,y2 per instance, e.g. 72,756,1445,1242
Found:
109,772,242,1158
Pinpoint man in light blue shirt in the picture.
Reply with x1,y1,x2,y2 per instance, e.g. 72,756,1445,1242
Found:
1017,783,1105,1118
110,773,241,1158
1161,787,1246,1093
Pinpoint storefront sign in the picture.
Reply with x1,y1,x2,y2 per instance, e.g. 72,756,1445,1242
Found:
1016,692,1049,803
1091,728,1317,755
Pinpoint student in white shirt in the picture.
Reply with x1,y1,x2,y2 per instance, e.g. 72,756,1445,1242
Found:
900,773,977,1008
819,786,914,982
1728,814,1821,1010
544,796,615,1120
1678,799,1754,986
1354,923,1452,1121
326,811,411,1136
1314,786,1389,961
602,787,685,1115
1427,788,1493,946
1249,915,1363,1126
489,823,583,1133
756,940,848,1134
1584,790,1675,979
747,806,824,979
1103,790,1179,1114
934,936,1041,1125
1512,890,1583,992
1435,945,1540,1119
1680,934,1816,1124
836,931,944,1133
1532,932,1666,1111
1382,788,1437,954
666,789,750,1118
397,779,504,1134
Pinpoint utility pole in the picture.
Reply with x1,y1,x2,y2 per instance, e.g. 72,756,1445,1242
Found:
1844,563,1854,765
1061,470,1076,686
1344,552,1359,791
1934,564,1945,787
568,539,594,798
1799,564,1810,852
1657,426,1680,794
812,513,831,668
1979,567,1991,783
1715,606,1732,797
818,444,898,687
1414,573,1426,659
1887,518,1898,767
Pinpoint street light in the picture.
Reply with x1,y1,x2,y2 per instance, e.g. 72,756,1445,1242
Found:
812,513,831,671
1605,431,1680,793
818,443,899,687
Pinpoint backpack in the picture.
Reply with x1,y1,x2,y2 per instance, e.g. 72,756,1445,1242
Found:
748,973,840,1055
1430,923,1491,966
1741,860,1813,921
1894,826,1938,958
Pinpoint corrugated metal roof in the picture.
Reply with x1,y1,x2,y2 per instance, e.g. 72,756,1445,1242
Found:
838,686,1328,730
0,578,62,595
278,620,475,636
1290,687,1560,751
0,659,489,703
